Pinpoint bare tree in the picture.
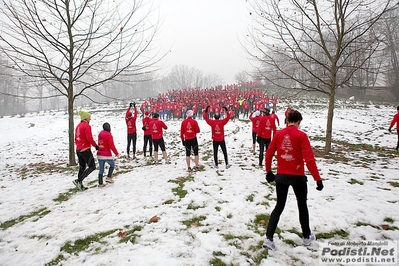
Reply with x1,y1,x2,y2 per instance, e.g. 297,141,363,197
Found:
0,0,164,165
168,65,204,89
379,8,399,99
245,0,397,152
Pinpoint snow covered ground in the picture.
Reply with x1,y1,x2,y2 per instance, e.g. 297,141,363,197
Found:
0,97,398,266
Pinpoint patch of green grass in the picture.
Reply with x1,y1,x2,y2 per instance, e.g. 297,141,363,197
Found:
227,213,233,219
119,225,143,244
246,194,255,202
30,234,51,240
45,254,65,266
60,229,116,255
209,257,227,266
384,217,394,223
182,215,207,227
53,189,76,203
163,199,174,205
355,221,385,230
388,181,399,187
168,176,194,199
348,179,364,185
316,229,349,239
0,207,50,230
187,202,203,210
215,206,221,212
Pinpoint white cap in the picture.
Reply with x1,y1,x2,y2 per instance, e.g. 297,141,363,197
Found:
186,110,194,117
254,110,260,117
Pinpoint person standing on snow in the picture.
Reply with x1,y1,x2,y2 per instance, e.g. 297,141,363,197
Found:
142,111,153,157
97,123,119,187
149,113,170,164
125,102,138,159
388,105,399,151
74,110,98,191
203,105,231,169
249,110,261,155
257,108,276,168
180,110,201,172
262,109,324,251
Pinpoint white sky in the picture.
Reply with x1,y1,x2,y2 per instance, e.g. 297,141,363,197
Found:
1,98,399,265
154,0,253,84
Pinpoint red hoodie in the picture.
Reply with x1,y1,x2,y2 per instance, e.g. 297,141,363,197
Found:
180,117,200,141
389,112,399,130
203,111,230,141
265,125,321,181
142,116,153,136
149,119,167,140
258,114,276,139
97,130,119,159
75,120,97,151
249,112,261,133
125,107,138,134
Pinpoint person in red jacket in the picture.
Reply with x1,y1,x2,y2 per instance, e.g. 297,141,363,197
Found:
73,110,98,191
257,108,276,168
203,105,231,169
149,113,170,164
180,110,201,171
262,110,324,251
97,123,119,187
249,110,261,155
125,102,138,159
388,106,399,151
142,111,153,157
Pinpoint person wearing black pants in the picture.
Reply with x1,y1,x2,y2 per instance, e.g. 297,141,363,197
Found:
263,110,324,251
212,140,229,169
74,110,98,191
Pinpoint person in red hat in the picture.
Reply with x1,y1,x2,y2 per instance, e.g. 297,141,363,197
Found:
149,113,170,164
142,111,153,157
125,102,138,159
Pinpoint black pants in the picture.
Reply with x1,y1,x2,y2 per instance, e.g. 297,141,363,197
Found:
252,132,257,145
396,129,399,149
258,137,271,166
266,177,310,240
213,140,228,166
77,149,96,182
143,134,153,156
153,138,166,152
185,137,199,156
127,132,137,155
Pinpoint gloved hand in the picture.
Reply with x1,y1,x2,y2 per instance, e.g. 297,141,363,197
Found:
223,106,228,112
142,126,146,131
182,140,185,146
133,102,136,107
266,172,275,183
95,145,99,150
205,106,210,113
388,128,392,133
129,102,133,108
316,180,324,191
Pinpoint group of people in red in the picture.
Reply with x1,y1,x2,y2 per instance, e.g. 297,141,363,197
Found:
138,82,279,121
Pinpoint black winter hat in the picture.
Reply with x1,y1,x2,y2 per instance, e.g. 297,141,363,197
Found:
103,122,111,132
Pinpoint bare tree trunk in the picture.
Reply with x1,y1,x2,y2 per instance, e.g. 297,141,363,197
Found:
68,95,76,166
325,88,336,153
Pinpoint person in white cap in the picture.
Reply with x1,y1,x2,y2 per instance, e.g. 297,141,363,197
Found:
180,110,201,171
249,110,261,155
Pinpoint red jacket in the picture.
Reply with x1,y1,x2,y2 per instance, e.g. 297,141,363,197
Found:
125,107,138,134
75,120,97,151
258,115,276,139
203,111,230,141
97,130,119,159
149,119,167,140
142,116,153,136
265,125,321,181
389,112,399,130
180,117,200,141
249,113,261,133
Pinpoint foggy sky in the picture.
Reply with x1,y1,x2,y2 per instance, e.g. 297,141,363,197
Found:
155,0,253,84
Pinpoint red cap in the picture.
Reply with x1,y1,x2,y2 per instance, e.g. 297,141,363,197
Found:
145,111,149,115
